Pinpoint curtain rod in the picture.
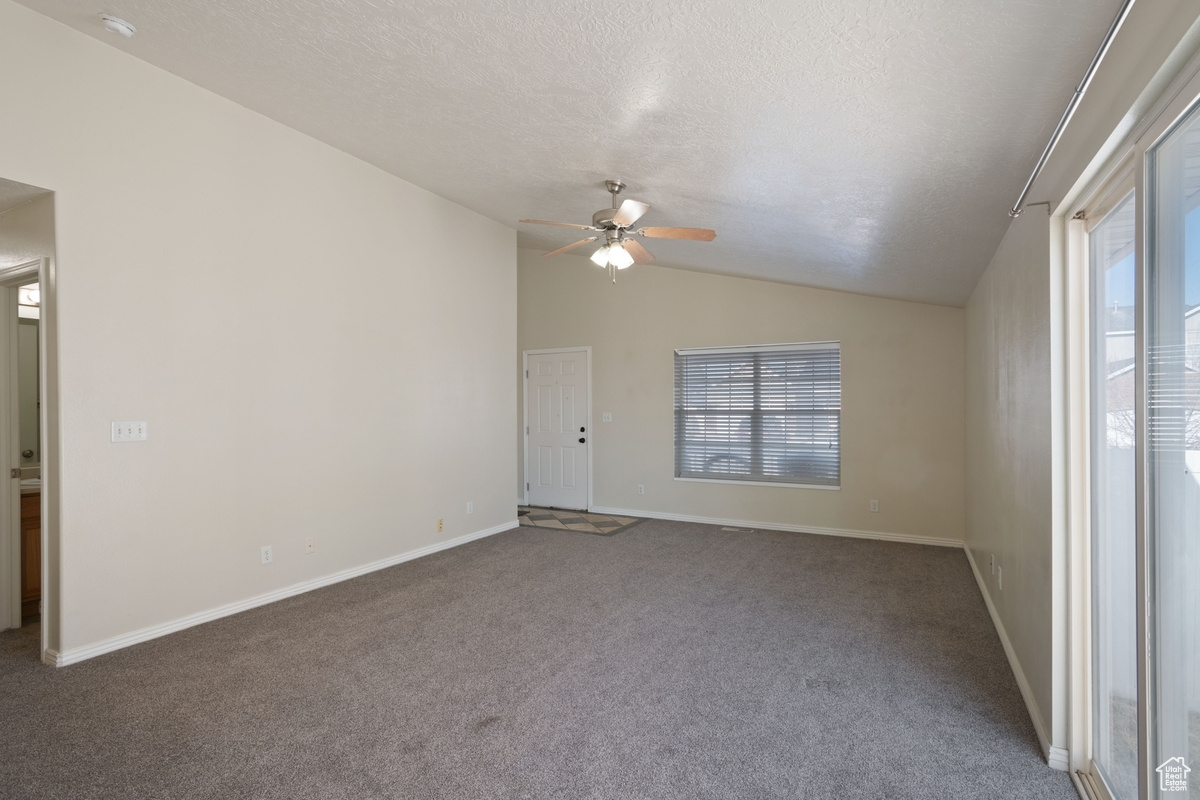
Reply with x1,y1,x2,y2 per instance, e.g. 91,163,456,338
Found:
1010,0,1137,217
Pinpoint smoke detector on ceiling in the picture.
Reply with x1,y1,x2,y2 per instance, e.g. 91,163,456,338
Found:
100,14,136,38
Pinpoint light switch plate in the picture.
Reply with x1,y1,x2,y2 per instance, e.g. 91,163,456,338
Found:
602,412,612,422
112,421,148,442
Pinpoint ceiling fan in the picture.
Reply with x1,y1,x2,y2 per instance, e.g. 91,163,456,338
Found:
520,180,716,283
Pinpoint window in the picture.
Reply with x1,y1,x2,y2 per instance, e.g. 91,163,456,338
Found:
1146,94,1200,796
674,342,841,487
1088,190,1138,800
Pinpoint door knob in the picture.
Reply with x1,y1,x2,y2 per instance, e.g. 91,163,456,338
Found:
579,437,586,443
580,426,585,432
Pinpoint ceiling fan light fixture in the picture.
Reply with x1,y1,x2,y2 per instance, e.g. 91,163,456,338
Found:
609,243,635,269
521,180,716,283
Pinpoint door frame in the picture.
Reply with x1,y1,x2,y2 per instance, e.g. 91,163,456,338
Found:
0,258,47,638
522,346,593,511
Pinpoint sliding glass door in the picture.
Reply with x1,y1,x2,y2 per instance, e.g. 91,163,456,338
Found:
1075,53,1200,800
1090,190,1139,800
1148,98,1200,799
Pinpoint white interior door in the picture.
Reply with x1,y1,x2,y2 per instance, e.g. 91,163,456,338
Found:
526,349,589,510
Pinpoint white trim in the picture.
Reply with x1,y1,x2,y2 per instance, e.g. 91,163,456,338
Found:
964,546,1066,770
0,258,41,287
521,346,593,511
1066,214,1096,775
47,520,517,667
674,476,840,491
589,506,962,548
674,340,840,356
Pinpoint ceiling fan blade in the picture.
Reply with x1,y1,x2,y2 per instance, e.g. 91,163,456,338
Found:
520,219,597,231
638,226,716,241
622,239,654,264
612,199,650,227
542,237,598,258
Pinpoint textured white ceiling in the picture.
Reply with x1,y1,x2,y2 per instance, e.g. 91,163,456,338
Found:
0,177,50,214
17,0,1122,306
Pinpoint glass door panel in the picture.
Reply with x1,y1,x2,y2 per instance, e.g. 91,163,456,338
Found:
1149,99,1200,799
1091,191,1140,800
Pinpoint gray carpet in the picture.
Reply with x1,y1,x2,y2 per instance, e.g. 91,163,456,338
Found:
0,519,1080,799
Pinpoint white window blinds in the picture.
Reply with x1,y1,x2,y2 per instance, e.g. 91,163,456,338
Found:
674,343,841,487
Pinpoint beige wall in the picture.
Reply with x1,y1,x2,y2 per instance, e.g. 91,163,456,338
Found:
519,249,965,543
964,0,1200,759
965,215,1053,726
0,2,516,658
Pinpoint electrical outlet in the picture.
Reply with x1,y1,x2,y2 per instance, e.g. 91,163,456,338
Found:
437,518,444,532
260,545,273,565
997,565,1003,590
466,501,474,515
869,499,879,513
602,412,613,423
637,484,644,495
111,421,148,442
304,537,314,554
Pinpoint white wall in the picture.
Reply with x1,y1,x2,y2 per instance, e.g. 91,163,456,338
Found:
519,249,965,544
0,2,516,659
964,0,1200,761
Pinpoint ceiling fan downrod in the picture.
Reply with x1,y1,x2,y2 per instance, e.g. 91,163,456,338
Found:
605,179,625,209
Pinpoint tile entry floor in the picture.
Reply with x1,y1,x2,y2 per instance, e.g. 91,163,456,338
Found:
517,507,642,536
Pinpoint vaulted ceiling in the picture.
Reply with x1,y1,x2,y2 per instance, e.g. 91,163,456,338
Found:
17,0,1123,306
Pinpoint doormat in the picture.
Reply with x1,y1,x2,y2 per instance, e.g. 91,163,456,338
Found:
517,506,643,536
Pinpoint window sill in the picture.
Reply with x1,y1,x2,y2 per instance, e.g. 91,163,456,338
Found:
674,477,840,490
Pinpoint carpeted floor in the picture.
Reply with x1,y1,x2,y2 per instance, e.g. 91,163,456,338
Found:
0,519,1080,799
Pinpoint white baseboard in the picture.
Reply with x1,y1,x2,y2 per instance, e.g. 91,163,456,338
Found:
588,506,963,548
1047,746,1070,772
49,520,518,668
964,546,1066,771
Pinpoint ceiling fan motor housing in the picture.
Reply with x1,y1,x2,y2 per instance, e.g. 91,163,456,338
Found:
593,178,628,231
592,208,623,230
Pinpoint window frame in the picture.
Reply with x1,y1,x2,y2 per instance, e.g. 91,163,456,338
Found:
673,341,842,491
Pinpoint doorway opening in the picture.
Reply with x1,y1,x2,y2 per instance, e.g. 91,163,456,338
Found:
17,280,40,634
0,176,56,664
